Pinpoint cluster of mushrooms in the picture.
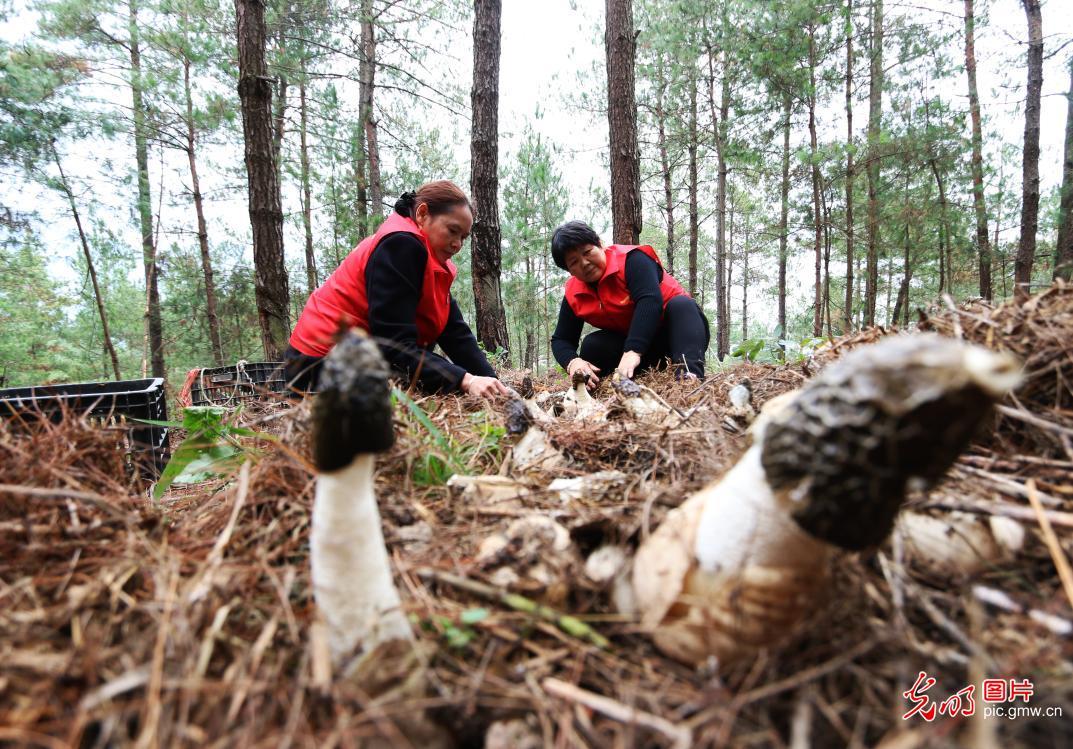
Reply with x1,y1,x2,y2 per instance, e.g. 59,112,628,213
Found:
308,330,1024,705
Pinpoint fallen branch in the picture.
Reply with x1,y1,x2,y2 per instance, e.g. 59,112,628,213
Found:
542,677,692,749
1025,479,1073,612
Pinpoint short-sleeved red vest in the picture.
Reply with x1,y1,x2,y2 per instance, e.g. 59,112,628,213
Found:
289,213,457,357
564,245,689,333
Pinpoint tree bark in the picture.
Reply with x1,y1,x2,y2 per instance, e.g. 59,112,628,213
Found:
931,159,950,296
183,20,224,366
808,24,823,338
778,92,791,351
742,213,749,340
844,0,855,333
469,0,510,361
352,123,368,239
272,75,287,183
655,57,675,275
129,0,165,379
1014,0,1043,300
707,40,730,359
864,0,883,327
964,0,992,299
688,76,699,296
235,0,291,359
822,184,833,336
299,76,318,295
726,196,733,340
604,0,642,244
891,172,911,326
361,0,383,220
1056,57,1073,281
53,144,122,380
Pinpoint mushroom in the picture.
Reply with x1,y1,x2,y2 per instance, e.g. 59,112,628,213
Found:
610,373,677,426
309,330,412,666
505,381,566,472
309,331,453,747
895,510,1024,578
476,514,579,605
727,378,755,423
561,370,608,421
621,334,1022,669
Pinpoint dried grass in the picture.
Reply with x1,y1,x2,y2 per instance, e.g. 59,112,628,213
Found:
2,284,1072,747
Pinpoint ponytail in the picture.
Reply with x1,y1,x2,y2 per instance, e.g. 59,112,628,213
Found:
393,180,471,219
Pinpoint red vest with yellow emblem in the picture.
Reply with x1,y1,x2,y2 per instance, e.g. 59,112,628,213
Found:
564,245,688,333
290,213,457,356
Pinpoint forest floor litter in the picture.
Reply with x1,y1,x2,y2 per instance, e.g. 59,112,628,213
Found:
2,284,1072,747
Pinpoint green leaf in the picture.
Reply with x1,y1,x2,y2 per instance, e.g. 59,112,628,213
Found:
460,607,489,625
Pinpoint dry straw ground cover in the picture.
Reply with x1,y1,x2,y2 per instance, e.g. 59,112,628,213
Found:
2,284,1072,747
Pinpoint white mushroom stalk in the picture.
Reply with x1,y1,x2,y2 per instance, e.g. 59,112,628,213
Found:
624,334,1022,668
310,330,412,667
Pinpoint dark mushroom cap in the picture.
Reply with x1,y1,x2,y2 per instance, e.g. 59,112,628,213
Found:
312,330,395,472
611,375,641,398
760,334,1020,551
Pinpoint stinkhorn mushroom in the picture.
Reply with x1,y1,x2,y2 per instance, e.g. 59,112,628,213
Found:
727,378,755,423
561,370,608,421
310,330,412,666
622,334,1021,668
611,373,677,426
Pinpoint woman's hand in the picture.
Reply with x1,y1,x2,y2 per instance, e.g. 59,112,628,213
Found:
567,358,601,390
617,351,642,379
461,373,511,398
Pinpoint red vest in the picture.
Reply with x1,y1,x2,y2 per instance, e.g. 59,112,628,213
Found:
564,245,689,334
290,213,457,357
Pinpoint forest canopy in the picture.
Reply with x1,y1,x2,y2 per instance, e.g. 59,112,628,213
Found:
0,0,1070,388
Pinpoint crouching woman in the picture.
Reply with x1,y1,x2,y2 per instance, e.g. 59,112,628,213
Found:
550,220,709,388
285,180,509,398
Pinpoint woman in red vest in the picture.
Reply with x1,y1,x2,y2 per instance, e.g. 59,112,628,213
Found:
285,180,509,397
550,220,709,389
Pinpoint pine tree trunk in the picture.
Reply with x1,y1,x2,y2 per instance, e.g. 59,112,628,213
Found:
524,254,535,369
891,173,911,326
864,0,883,327
605,0,642,244
129,0,165,379
1014,0,1043,299
655,58,675,275
235,0,291,360
272,75,287,183
470,0,510,361
808,24,823,338
352,123,368,239
726,197,733,342
707,42,730,359
844,0,855,333
964,0,992,299
361,0,383,220
931,159,950,296
300,76,318,295
1056,57,1073,281
778,92,791,352
822,186,833,336
53,145,122,380
183,29,224,366
742,215,749,340
688,77,699,296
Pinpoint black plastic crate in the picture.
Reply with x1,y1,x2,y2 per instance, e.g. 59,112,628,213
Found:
189,361,288,407
0,378,169,479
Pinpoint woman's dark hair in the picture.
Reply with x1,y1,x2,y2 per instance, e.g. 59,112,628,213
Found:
394,180,472,219
550,221,602,269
